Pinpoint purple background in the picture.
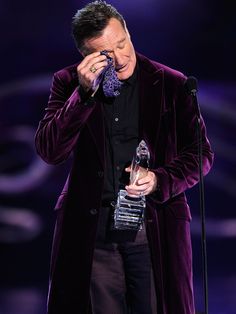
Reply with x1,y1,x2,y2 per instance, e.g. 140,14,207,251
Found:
0,1,235,313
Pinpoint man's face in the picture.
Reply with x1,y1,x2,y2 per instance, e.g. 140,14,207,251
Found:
82,18,136,81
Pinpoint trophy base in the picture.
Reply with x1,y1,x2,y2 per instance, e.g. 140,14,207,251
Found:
114,190,145,231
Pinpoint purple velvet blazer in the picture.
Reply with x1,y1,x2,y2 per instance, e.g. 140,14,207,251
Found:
35,52,214,314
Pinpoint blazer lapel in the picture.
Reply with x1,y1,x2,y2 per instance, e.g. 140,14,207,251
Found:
137,54,165,165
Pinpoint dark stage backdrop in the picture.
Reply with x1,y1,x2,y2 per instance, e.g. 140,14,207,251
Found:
0,1,235,313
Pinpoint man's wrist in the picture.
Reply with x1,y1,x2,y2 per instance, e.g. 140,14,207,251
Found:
78,84,93,102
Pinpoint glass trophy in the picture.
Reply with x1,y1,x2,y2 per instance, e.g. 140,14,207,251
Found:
114,140,150,231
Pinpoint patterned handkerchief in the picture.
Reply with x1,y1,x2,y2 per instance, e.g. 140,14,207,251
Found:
92,50,123,97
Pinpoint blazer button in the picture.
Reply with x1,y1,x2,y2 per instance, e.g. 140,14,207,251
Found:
97,171,104,178
90,208,98,215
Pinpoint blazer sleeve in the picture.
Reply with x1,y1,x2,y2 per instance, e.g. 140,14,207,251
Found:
150,76,214,204
35,70,96,164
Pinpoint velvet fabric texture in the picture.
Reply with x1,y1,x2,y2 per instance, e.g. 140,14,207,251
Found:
35,52,214,314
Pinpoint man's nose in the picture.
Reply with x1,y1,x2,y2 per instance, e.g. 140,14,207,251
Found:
113,50,124,68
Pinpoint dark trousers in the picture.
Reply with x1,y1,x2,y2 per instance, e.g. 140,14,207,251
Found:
90,208,157,314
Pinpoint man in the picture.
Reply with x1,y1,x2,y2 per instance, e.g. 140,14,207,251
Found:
35,1,214,313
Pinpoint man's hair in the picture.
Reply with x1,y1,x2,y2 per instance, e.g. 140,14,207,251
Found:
72,1,125,52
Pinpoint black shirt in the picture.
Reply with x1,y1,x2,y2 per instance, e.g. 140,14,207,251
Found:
100,65,139,203
93,65,149,245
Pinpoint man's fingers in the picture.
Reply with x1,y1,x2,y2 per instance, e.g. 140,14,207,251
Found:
78,53,108,71
137,171,156,185
137,177,151,185
125,166,131,172
125,171,158,196
77,54,108,91
79,51,102,64
125,183,149,194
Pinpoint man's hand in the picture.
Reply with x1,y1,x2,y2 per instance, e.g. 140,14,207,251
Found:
125,167,158,197
77,52,108,92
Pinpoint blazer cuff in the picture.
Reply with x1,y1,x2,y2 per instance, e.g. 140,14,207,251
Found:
149,167,171,203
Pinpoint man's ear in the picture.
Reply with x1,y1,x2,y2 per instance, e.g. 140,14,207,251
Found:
78,44,90,57
78,48,85,58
